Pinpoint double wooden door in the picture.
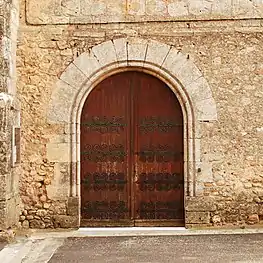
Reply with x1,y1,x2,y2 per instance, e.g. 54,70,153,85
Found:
80,71,184,226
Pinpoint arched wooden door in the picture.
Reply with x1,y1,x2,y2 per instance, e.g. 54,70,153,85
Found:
80,72,184,227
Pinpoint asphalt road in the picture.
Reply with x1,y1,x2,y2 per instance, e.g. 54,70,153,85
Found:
49,234,263,263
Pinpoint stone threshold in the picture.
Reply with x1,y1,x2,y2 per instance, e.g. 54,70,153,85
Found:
22,227,263,239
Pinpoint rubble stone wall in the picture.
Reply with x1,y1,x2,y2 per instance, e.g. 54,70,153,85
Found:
17,0,263,228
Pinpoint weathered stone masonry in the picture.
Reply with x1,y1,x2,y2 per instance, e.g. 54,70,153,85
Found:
0,0,20,230
9,0,263,228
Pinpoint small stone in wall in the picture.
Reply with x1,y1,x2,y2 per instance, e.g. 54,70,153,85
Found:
30,220,45,229
28,209,37,215
35,183,42,188
38,170,47,176
53,215,78,228
35,175,45,182
35,203,43,209
44,178,51,185
21,195,31,205
212,215,221,225
36,209,47,217
247,214,259,225
39,195,47,202
22,220,29,229
43,203,51,209
26,215,34,220
20,215,26,221
23,210,28,216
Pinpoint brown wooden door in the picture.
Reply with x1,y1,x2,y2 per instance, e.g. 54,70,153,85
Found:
80,72,184,227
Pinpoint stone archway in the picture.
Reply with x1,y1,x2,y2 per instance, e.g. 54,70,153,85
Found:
47,37,217,225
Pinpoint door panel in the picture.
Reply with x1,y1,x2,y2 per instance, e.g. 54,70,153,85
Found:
80,71,184,227
80,72,133,226
133,73,184,226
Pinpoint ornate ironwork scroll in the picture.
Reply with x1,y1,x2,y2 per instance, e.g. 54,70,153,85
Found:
138,201,181,219
136,173,183,191
139,117,182,133
81,144,126,162
82,201,128,219
82,172,127,191
137,145,183,163
81,116,126,133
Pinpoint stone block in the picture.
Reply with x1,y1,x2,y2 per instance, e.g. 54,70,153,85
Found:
48,80,76,124
127,39,148,63
162,48,187,78
186,211,211,224
195,97,218,121
80,0,107,16
185,223,213,229
29,219,45,229
36,209,47,217
146,40,171,66
73,51,100,78
185,197,216,212
22,220,29,229
46,143,70,163
212,0,232,15
48,134,71,144
168,1,188,16
46,163,70,200
113,38,128,63
189,0,212,15
175,59,203,88
59,63,87,88
53,215,79,228
196,161,213,183
92,40,117,67
212,215,221,224
187,77,213,102
67,197,79,216
247,214,259,225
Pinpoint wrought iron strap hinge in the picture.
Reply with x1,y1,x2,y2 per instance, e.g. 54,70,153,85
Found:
139,116,182,133
81,116,126,133
81,172,127,191
81,144,126,162
136,145,183,162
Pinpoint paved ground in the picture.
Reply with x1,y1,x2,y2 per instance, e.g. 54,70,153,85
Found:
0,242,6,251
49,234,263,263
1,229,263,262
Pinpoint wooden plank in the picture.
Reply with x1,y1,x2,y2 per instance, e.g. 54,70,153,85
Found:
80,72,132,222
134,72,184,223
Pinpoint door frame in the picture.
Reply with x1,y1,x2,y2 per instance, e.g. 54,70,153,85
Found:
47,38,218,228
79,71,185,226
73,64,197,227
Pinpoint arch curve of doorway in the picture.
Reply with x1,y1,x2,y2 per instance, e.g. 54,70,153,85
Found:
47,38,218,224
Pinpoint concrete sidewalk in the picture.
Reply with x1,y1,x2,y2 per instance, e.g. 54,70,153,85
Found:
1,228,263,263
27,226,263,238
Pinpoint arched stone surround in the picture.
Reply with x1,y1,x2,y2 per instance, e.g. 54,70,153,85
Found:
47,37,218,224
